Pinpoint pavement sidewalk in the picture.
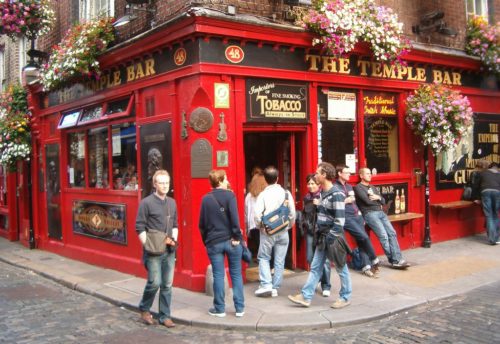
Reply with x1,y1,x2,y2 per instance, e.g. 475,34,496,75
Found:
1,235,499,331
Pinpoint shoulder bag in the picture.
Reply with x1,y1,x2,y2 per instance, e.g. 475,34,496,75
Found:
143,199,172,255
262,191,290,236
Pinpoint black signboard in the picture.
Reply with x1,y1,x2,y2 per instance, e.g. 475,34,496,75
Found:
436,114,499,189
246,79,309,123
140,121,173,198
73,200,126,245
372,182,408,215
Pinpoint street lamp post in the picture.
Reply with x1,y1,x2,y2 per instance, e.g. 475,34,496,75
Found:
423,145,432,247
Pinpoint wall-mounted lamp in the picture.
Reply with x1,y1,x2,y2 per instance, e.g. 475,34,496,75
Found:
22,38,49,86
412,11,457,37
114,0,156,28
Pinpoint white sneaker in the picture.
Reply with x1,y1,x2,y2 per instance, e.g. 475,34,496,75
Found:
235,311,245,317
322,290,331,297
255,286,272,297
271,289,278,297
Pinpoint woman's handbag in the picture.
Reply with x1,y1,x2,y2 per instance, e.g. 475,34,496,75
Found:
144,229,167,255
262,192,290,235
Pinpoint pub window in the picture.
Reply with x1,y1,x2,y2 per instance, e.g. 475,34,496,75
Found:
79,105,103,125
88,127,109,188
466,0,493,23
112,123,137,190
68,132,86,187
318,88,358,172
363,91,399,173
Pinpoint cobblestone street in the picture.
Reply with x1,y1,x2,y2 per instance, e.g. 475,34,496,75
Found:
1,260,499,344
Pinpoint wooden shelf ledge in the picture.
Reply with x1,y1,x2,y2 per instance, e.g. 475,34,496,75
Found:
387,212,424,223
430,200,475,210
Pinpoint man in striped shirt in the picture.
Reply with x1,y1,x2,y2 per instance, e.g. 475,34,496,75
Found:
288,162,352,309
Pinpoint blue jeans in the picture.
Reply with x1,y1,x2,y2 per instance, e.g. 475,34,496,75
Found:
302,247,351,301
481,190,500,244
344,214,377,269
207,240,245,313
258,230,289,290
364,211,402,264
306,233,331,291
139,250,176,323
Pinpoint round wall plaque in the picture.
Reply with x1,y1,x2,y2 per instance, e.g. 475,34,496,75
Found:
189,107,214,133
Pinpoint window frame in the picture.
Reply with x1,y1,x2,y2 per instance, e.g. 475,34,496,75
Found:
466,0,491,22
317,85,405,176
79,0,115,21
18,36,27,83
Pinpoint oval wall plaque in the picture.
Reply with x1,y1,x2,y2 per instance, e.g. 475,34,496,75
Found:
189,107,214,133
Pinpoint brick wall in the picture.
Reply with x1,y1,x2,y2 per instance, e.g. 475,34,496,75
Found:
27,0,500,64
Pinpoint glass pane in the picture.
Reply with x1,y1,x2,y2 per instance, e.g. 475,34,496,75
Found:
68,132,86,187
111,123,137,190
318,88,357,169
46,144,62,239
106,98,129,115
363,91,399,173
88,127,109,188
79,105,103,124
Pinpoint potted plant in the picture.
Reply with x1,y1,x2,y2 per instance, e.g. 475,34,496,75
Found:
405,83,474,156
0,85,31,172
295,0,410,65
465,15,499,76
0,0,54,39
39,17,115,91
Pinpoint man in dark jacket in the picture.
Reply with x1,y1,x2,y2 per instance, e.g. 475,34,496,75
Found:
474,162,500,245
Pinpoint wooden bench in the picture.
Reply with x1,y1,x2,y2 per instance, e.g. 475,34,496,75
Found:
430,200,476,223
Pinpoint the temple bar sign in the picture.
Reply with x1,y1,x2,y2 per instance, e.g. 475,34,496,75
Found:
246,79,309,122
306,55,463,86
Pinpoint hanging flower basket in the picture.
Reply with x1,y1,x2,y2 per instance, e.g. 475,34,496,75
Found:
405,83,474,156
0,0,55,39
0,85,31,172
39,17,115,92
465,15,500,76
296,0,410,65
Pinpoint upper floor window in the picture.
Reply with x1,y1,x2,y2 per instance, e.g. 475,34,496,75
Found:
466,0,493,23
79,0,114,20
0,50,5,91
18,37,28,83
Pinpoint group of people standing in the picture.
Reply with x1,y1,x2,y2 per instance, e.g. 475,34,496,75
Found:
133,162,412,326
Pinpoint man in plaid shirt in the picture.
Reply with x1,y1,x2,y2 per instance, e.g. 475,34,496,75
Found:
288,162,352,309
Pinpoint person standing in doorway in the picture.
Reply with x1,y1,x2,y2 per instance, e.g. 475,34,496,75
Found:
136,170,178,328
199,170,245,317
354,168,409,269
245,167,267,259
335,164,380,278
289,162,352,309
254,166,296,298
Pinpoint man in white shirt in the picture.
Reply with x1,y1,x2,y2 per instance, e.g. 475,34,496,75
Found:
254,166,296,297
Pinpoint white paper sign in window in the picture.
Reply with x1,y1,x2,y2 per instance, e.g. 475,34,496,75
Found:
328,91,356,121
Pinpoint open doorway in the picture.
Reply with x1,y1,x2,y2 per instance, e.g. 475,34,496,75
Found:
243,132,303,275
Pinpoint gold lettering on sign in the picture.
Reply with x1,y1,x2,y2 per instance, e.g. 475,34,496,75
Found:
306,54,463,86
126,58,156,83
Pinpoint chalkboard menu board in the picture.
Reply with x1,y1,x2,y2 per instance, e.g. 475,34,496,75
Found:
372,182,408,215
363,91,399,173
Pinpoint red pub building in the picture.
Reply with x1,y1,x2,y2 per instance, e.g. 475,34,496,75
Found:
1,1,499,292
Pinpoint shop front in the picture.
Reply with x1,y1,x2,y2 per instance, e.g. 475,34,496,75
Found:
25,14,499,291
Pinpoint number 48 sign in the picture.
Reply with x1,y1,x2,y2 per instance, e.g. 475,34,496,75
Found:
225,45,244,64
